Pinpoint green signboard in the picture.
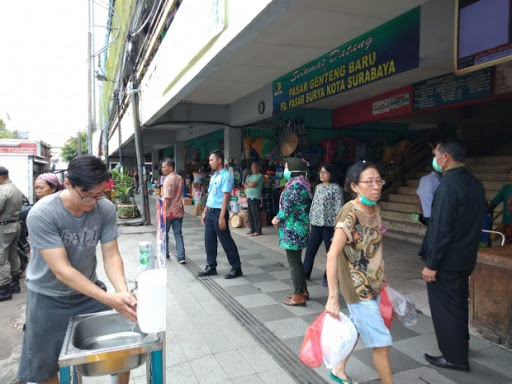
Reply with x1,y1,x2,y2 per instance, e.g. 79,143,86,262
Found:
272,7,420,114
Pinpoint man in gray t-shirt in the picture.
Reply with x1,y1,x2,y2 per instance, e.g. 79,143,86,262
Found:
17,156,136,384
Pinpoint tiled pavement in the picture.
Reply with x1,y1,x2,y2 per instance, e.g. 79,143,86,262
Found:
82,195,512,383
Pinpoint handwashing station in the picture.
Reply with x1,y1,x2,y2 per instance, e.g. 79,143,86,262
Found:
58,266,167,383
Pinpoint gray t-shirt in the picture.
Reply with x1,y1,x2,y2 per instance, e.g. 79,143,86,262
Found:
26,191,118,296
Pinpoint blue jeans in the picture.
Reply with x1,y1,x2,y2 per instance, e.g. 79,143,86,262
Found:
303,225,333,279
166,217,186,260
204,209,241,269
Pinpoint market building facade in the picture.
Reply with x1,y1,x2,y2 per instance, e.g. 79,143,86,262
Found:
100,0,512,242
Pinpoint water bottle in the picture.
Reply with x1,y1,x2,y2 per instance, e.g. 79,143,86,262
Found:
138,241,152,272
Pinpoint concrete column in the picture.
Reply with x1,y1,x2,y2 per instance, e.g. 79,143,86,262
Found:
151,149,160,181
175,142,185,174
224,126,242,161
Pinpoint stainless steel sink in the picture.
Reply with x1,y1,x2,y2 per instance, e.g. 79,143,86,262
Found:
59,310,162,376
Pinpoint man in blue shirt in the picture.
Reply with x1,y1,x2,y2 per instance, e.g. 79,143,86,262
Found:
199,150,243,279
416,169,441,226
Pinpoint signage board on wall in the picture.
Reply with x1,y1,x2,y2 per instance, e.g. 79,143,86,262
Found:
412,68,492,111
495,62,512,95
0,142,37,155
332,85,412,127
272,7,420,114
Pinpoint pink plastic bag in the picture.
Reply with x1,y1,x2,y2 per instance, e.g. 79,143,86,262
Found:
379,286,392,330
299,312,326,368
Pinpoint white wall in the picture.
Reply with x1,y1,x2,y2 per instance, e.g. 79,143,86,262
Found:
139,0,292,126
229,84,273,126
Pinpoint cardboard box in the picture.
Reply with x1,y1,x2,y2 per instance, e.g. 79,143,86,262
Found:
183,198,193,206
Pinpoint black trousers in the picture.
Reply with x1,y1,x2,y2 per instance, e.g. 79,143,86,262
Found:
247,198,262,234
205,209,241,269
427,269,471,365
303,225,333,279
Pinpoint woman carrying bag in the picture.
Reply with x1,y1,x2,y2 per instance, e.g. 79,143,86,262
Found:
325,162,394,384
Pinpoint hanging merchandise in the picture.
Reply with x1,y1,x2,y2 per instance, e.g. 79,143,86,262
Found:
281,132,299,156
297,119,308,154
320,139,337,163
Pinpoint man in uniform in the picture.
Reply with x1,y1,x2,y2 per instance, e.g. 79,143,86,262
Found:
161,158,186,263
421,138,486,371
17,155,136,384
199,150,243,279
0,166,23,301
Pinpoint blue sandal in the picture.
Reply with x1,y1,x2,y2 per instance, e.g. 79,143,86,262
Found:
330,372,353,384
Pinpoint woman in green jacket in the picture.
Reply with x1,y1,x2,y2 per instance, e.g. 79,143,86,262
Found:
271,158,312,306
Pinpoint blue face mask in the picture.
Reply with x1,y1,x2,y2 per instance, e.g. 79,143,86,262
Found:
283,170,292,180
432,155,445,173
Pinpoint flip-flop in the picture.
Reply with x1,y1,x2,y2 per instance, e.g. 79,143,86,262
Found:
329,372,353,384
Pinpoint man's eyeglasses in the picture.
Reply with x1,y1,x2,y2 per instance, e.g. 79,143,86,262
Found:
74,187,105,202
359,179,385,187
319,171,329,175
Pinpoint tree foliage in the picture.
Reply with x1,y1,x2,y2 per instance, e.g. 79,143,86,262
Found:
61,132,88,162
0,119,17,139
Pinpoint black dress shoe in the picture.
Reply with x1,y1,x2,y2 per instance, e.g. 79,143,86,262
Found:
224,269,243,279
424,354,469,371
198,265,217,277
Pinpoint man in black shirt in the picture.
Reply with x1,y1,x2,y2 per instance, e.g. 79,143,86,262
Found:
421,138,486,371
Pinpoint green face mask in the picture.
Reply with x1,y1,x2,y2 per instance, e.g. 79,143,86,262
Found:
432,154,445,173
283,170,292,180
359,193,380,206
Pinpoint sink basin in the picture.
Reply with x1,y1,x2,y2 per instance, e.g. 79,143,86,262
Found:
59,310,162,376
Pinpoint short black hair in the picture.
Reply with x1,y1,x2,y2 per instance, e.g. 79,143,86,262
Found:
162,158,175,169
66,155,110,191
344,161,379,193
438,137,466,162
210,149,224,164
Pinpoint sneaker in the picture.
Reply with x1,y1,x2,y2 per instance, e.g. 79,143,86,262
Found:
321,278,328,287
178,257,186,264
166,255,170,260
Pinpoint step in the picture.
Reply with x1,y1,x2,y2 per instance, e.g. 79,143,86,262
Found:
380,201,417,214
381,210,418,223
384,229,424,245
415,171,509,181
406,179,420,187
466,164,512,173
465,156,512,165
481,180,508,191
382,218,426,236
387,194,417,204
397,186,417,195
486,189,500,200
472,173,510,181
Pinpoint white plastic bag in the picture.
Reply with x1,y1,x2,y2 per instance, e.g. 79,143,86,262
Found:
386,286,418,326
320,312,358,368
